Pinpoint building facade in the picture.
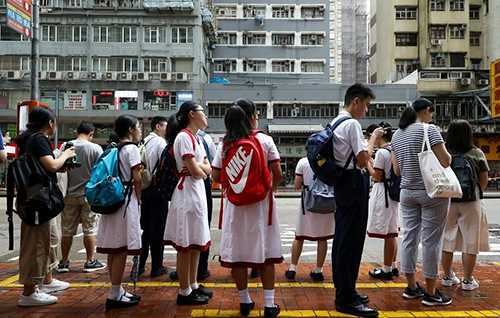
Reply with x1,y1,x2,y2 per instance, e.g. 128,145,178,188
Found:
328,0,342,83
341,0,368,84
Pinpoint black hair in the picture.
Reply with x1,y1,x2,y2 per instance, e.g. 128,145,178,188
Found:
76,121,95,135
365,124,380,136
166,114,176,144
17,106,56,150
399,98,434,130
114,114,138,139
167,101,201,144
344,83,376,106
234,98,257,120
446,120,475,153
378,121,393,142
108,131,119,147
223,105,253,144
150,116,168,132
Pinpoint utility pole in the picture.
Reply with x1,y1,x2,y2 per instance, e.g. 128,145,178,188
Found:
30,0,39,101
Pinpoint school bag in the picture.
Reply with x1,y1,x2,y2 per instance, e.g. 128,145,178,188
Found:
6,134,65,250
198,130,213,163
153,129,195,201
301,175,336,214
307,116,354,187
450,153,478,203
138,135,155,189
85,142,135,215
379,146,401,207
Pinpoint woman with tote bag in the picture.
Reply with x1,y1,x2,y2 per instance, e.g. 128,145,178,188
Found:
391,98,453,307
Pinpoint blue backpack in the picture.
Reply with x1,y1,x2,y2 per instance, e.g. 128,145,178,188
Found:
301,175,336,214
380,146,401,207
307,116,354,187
85,142,135,215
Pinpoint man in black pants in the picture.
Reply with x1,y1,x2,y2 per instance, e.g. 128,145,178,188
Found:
330,84,384,317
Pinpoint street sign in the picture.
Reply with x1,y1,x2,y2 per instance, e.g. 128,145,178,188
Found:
491,59,500,118
6,0,32,38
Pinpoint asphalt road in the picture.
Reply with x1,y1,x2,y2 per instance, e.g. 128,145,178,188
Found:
0,197,499,266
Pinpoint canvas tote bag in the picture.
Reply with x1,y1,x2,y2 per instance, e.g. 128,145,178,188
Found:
418,123,462,199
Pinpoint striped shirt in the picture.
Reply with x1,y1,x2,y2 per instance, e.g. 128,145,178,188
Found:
391,122,444,190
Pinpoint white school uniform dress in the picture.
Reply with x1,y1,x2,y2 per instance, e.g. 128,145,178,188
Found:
212,133,283,268
163,130,211,252
96,144,142,255
295,157,335,241
367,146,400,238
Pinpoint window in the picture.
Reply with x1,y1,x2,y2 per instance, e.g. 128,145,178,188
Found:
42,25,57,42
216,32,237,45
172,27,193,44
301,34,324,45
214,60,237,72
40,0,58,6
470,32,481,46
56,58,72,71
243,60,266,72
272,6,294,18
395,7,417,20
243,5,266,17
470,5,481,19
72,57,87,71
242,33,266,45
216,5,237,18
301,61,323,73
273,103,339,119
471,59,481,70
431,53,446,67
450,53,465,67
144,27,166,43
93,26,137,43
171,59,193,72
450,25,465,39
430,0,445,11
143,58,167,72
93,0,138,8
395,33,417,46
41,57,57,71
396,60,417,73
0,56,29,70
0,25,29,41
272,33,295,45
272,60,294,73
63,0,82,7
92,58,107,71
430,25,446,39
56,26,87,42
450,0,464,11
301,6,325,19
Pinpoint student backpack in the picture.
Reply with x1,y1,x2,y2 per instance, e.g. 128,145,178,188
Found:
138,135,155,189
307,116,355,187
301,175,336,214
85,142,135,215
450,153,478,203
198,130,213,163
6,133,65,250
380,146,401,207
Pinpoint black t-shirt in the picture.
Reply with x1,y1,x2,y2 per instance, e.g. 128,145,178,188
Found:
19,133,57,182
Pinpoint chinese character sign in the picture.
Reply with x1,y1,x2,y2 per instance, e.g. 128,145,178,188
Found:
6,0,32,38
491,58,500,118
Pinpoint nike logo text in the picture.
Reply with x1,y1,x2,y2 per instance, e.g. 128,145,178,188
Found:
226,146,253,194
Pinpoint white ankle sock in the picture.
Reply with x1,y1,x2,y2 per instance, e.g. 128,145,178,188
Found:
289,264,297,271
109,284,130,301
238,288,252,304
179,287,192,296
264,289,274,307
119,285,133,298
312,266,322,273
190,282,198,291
382,265,391,273
392,262,397,269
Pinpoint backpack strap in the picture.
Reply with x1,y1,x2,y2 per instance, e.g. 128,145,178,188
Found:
116,142,137,217
330,116,355,172
379,146,392,208
6,163,15,250
250,132,274,226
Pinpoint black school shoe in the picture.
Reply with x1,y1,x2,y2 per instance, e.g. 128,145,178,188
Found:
150,266,168,278
123,292,141,302
197,270,211,280
285,270,296,279
240,301,255,317
170,270,178,281
177,291,210,306
369,268,393,280
250,269,260,278
195,284,213,298
309,270,325,281
392,268,400,277
264,304,281,318
106,296,139,310
336,302,379,317
358,293,370,304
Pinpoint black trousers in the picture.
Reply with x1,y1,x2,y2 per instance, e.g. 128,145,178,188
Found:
332,169,369,305
198,176,213,273
139,185,168,272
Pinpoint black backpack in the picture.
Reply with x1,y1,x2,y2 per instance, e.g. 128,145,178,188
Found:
450,153,478,202
380,147,401,207
6,143,65,250
152,143,179,201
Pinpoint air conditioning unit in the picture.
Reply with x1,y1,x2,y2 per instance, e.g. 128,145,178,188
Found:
461,78,471,85
39,71,48,80
477,79,489,85
431,39,442,46
49,71,62,80
66,71,80,80
460,23,468,30
136,72,150,81
247,32,254,38
223,33,229,38
284,60,291,65
311,34,318,40
436,53,446,59
90,71,101,81
281,40,288,45
173,72,188,82
247,58,254,64
284,5,290,10
118,72,132,81
105,72,117,81
247,5,253,10
398,106,406,111
160,72,171,81
376,104,386,109
7,70,21,80
319,6,325,11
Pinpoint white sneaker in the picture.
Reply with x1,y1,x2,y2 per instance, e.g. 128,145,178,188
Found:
442,272,460,287
18,289,58,307
462,277,479,291
39,278,70,293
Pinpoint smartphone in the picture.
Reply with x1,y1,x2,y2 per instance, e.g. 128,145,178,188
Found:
62,161,82,168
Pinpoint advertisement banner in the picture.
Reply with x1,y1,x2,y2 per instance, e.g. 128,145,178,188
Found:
490,58,500,118
6,1,31,38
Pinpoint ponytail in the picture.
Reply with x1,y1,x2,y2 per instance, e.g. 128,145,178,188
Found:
168,101,201,143
17,106,55,150
399,98,434,130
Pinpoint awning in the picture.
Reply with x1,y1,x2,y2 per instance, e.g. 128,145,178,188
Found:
268,124,324,134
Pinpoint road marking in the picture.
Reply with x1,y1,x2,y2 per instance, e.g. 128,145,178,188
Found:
8,256,19,261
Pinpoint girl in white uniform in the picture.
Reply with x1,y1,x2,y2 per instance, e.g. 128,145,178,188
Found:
163,102,213,306
96,114,142,310
366,122,400,280
212,98,283,318
285,156,335,281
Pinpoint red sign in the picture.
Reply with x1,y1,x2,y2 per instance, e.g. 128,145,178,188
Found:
6,15,30,38
8,0,31,15
100,92,113,95
153,90,170,96
6,0,32,38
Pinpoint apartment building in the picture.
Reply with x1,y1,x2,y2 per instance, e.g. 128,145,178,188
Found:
328,0,342,83
0,0,216,143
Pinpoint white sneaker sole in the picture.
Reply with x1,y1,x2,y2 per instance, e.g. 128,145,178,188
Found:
18,298,58,307
83,264,107,273
442,280,460,287
462,284,479,291
422,299,452,306
57,268,69,273
39,284,70,293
